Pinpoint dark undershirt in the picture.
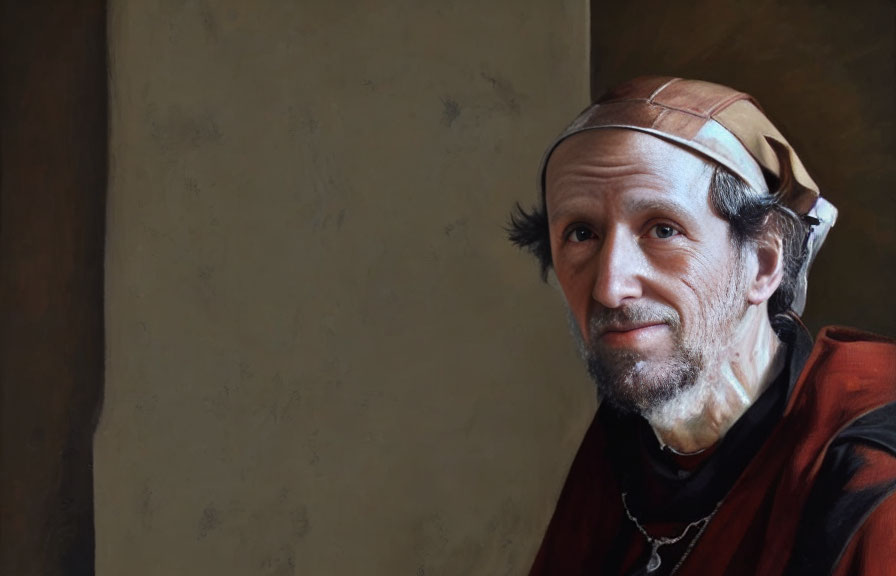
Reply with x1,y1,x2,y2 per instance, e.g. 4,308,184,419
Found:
601,314,814,575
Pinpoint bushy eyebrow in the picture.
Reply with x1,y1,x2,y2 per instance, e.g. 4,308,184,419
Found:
622,197,694,223
548,195,697,226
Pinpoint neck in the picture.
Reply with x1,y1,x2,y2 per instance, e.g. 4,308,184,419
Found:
645,306,784,454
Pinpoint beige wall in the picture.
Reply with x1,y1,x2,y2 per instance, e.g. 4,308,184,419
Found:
97,2,590,575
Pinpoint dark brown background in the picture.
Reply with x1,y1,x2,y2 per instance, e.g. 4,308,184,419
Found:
2,1,106,575
1,1,892,574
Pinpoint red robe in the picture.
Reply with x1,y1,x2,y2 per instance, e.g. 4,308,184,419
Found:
529,327,896,575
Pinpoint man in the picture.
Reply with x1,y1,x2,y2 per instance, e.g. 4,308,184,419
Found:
509,77,896,575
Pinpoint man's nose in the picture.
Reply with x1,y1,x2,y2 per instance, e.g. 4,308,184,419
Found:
591,231,643,308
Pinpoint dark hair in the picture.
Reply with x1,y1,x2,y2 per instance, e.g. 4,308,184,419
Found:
706,166,808,316
507,157,809,317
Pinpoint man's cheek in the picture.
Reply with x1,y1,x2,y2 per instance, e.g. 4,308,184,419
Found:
556,272,590,314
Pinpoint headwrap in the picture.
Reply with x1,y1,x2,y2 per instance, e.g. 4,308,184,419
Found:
539,76,837,315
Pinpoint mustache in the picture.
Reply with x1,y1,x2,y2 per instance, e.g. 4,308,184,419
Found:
587,303,681,338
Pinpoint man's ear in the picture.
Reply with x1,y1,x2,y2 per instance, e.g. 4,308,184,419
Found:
747,229,784,305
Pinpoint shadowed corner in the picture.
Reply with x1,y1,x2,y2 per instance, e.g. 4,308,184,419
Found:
0,1,108,575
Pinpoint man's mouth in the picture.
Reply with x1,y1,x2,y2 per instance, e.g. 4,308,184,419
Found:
599,322,666,336
596,322,669,346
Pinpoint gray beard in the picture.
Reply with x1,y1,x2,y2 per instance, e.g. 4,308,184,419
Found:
568,305,703,416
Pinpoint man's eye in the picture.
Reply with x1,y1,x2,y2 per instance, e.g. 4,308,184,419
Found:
650,224,679,239
568,227,595,243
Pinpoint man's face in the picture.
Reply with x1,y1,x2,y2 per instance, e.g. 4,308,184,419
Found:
545,129,750,415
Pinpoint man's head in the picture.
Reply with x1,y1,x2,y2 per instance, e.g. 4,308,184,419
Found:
545,129,776,414
509,77,837,416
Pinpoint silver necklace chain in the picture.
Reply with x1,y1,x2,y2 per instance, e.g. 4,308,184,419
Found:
620,491,722,574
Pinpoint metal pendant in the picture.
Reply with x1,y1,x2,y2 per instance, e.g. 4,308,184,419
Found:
646,543,662,572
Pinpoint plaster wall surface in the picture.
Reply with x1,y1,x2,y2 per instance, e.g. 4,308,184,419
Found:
97,2,590,574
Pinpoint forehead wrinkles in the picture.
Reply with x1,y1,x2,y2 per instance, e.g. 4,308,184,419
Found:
545,131,714,206
547,163,668,193
545,145,653,193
